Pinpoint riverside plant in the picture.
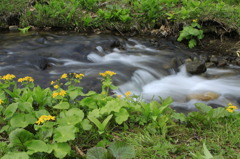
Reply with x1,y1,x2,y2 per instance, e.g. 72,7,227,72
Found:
0,72,239,158
0,71,173,158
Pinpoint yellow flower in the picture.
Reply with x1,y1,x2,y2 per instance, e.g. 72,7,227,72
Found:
17,76,34,83
59,90,66,96
54,85,59,89
125,91,131,97
192,19,198,23
75,73,85,79
35,115,55,125
52,92,59,98
61,73,67,79
99,71,116,77
226,103,237,113
1,74,16,80
0,99,4,104
51,81,55,85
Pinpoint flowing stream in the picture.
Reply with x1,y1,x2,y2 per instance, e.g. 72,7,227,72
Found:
0,32,239,112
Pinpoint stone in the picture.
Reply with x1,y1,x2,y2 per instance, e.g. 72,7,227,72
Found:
210,55,218,64
217,58,228,67
186,60,206,74
236,57,240,66
9,25,18,31
205,62,216,68
187,92,220,101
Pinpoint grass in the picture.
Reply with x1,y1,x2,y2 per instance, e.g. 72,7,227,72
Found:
0,0,240,33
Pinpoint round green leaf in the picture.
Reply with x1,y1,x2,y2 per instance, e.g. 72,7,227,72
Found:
9,128,34,148
2,152,29,159
53,125,77,142
53,102,70,110
24,140,50,155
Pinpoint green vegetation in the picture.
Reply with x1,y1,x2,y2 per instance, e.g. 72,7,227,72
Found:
0,0,240,47
0,72,239,158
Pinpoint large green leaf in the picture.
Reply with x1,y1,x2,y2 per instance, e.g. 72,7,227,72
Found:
4,102,18,119
53,102,70,110
9,128,34,148
2,152,29,159
52,142,71,159
86,147,109,159
18,102,33,113
100,100,125,115
108,141,136,159
212,107,227,118
58,108,84,126
81,119,92,130
34,122,54,140
53,125,77,142
10,114,36,128
68,87,83,100
115,108,129,125
195,103,212,113
24,140,51,155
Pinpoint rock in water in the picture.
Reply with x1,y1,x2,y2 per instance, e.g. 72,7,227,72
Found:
187,92,220,101
186,60,206,74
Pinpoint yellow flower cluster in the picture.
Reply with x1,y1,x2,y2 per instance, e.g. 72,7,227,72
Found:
99,71,117,77
18,76,34,82
0,74,16,80
192,19,198,23
226,103,237,113
125,91,131,97
0,99,4,104
54,85,59,89
74,73,85,79
61,73,68,79
36,115,55,125
52,90,66,98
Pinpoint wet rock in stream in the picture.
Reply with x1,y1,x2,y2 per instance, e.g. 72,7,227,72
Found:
185,60,207,74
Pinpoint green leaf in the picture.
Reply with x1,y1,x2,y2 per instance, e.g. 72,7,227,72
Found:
9,128,34,148
24,140,50,155
100,100,124,115
115,108,129,125
35,109,50,118
188,39,197,48
2,152,29,159
68,87,83,100
52,142,71,159
81,119,92,130
18,102,33,113
58,108,84,126
53,125,77,142
34,122,54,140
203,143,213,159
88,109,100,118
108,141,136,159
4,102,18,119
171,113,186,122
88,115,113,134
195,103,212,113
53,102,70,110
212,107,227,118
10,114,36,128
86,147,109,159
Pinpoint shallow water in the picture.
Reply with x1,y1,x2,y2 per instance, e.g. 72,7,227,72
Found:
0,32,239,112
